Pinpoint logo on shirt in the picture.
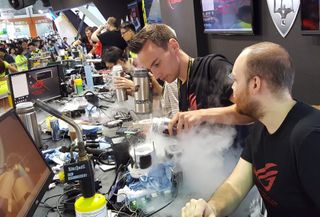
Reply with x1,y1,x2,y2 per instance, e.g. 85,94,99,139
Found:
189,93,197,110
254,163,278,192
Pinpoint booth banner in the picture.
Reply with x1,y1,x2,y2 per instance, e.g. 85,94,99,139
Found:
54,12,77,45
267,0,300,38
0,9,14,19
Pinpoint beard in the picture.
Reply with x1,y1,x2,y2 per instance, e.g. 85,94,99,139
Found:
235,91,263,120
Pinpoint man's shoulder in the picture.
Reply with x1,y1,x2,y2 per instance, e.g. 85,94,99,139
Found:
194,54,232,65
100,30,121,38
292,102,320,125
290,102,320,144
99,30,122,43
193,54,232,73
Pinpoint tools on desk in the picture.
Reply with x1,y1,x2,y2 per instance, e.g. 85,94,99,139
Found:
32,100,108,216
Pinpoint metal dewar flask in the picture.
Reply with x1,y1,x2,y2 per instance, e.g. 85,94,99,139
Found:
16,102,42,149
112,65,128,102
132,69,152,114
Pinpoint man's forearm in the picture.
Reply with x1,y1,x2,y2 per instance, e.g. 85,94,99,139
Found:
91,27,103,42
200,105,254,125
72,40,81,47
207,182,244,217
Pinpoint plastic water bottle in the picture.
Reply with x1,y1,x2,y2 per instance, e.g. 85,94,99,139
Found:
84,64,94,91
50,119,60,141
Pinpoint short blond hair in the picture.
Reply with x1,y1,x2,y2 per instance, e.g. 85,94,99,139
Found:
107,17,117,28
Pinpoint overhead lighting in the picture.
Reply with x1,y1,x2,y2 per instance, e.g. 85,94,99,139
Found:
45,12,53,20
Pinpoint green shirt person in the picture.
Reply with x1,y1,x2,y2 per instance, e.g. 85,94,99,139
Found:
0,60,17,95
15,47,28,72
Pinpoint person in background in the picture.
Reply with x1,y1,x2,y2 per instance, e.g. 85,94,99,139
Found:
21,39,31,59
102,46,133,72
91,17,127,57
9,47,16,60
0,48,15,64
0,59,17,78
232,5,252,29
28,42,41,57
181,42,320,217
119,21,137,59
0,43,5,49
102,46,136,95
86,26,100,58
32,39,42,51
15,47,28,72
72,26,95,54
103,46,179,117
128,23,252,135
60,37,69,49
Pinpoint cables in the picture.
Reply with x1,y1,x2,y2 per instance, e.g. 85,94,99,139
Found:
39,187,81,216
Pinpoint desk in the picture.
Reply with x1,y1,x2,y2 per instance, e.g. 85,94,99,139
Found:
32,96,259,217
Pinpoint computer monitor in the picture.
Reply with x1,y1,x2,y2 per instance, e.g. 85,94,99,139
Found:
200,0,256,34
0,109,54,217
9,65,63,106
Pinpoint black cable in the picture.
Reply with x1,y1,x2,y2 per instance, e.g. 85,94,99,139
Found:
88,105,97,115
55,188,81,216
41,193,62,204
97,150,116,165
107,199,138,217
107,164,124,195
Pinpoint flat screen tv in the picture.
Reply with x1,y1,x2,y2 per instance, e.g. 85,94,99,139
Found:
0,109,54,217
301,0,320,34
200,0,255,34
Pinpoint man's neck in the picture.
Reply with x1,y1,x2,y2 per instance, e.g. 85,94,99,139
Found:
178,51,192,84
260,97,296,134
108,26,117,31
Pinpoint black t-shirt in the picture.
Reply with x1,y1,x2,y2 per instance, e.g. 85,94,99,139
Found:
179,54,233,111
4,54,15,64
98,30,127,54
241,102,320,217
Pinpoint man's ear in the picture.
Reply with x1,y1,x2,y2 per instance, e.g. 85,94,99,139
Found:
251,75,261,94
168,38,180,52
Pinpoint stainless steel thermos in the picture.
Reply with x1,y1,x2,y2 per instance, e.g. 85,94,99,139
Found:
112,65,128,102
132,69,152,114
16,102,42,149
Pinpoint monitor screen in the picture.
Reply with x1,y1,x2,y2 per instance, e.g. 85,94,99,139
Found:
9,65,62,106
301,0,320,34
200,0,255,34
0,110,53,217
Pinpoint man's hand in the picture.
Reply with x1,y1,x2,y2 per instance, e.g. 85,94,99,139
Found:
113,76,135,91
181,199,216,217
168,110,205,135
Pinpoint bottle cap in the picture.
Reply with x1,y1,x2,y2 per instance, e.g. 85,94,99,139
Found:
74,78,83,85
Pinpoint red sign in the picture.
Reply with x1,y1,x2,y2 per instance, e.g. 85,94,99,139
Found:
167,0,184,10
